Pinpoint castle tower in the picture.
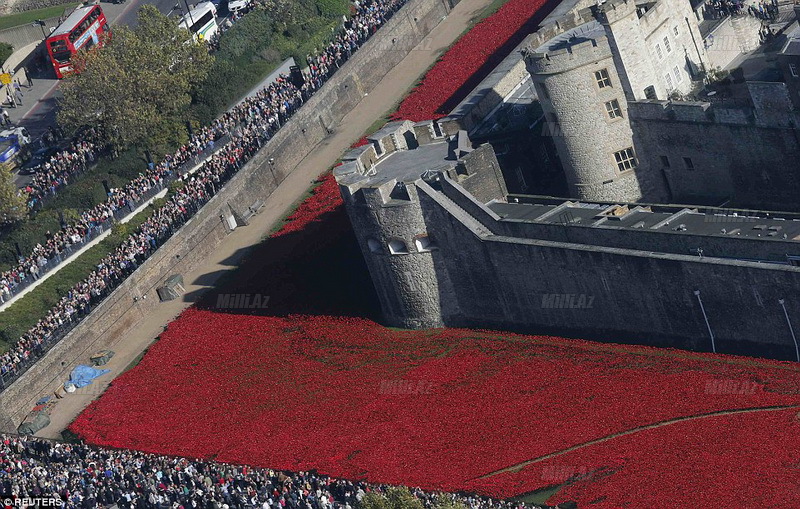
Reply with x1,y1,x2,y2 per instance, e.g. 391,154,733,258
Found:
340,177,445,329
524,0,708,203
335,121,454,329
335,122,507,328
526,26,644,201
598,0,709,100
596,0,665,101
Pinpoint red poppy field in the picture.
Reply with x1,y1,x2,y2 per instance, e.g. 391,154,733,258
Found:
71,308,800,507
71,176,800,507
391,0,559,121
68,0,800,505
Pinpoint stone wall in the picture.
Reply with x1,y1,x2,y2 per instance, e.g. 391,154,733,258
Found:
629,100,800,211
0,15,60,50
438,176,800,264
413,177,800,357
0,0,459,433
443,38,530,132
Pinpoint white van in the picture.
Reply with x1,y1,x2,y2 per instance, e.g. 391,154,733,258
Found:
227,0,251,13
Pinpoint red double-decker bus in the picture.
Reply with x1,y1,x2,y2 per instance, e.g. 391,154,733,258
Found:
45,4,111,79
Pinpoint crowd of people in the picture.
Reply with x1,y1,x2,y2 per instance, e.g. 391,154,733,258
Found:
701,0,779,20
0,0,409,389
0,435,576,509
747,0,780,21
21,127,105,212
305,0,403,91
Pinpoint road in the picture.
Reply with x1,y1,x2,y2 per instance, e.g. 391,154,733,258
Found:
10,0,196,188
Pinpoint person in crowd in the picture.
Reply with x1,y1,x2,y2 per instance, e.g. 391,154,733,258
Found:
0,434,570,509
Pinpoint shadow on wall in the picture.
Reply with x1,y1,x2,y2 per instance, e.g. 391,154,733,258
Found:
193,202,381,319
434,0,562,116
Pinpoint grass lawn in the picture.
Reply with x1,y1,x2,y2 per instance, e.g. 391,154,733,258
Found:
0,4,79,32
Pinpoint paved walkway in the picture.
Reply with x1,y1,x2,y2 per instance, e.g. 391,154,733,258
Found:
36,0,493,439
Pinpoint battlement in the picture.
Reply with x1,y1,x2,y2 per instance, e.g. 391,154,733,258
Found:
628,100,755,125
596,0,638,25
629,84,800,128
335,118,507,209
525,21,611,75
635,0,672,33
335,125,469,206
523,6,598,53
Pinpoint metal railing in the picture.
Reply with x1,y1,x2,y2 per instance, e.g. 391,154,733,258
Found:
0,189,214,391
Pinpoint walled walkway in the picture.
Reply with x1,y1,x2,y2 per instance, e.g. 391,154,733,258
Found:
35,0,493,439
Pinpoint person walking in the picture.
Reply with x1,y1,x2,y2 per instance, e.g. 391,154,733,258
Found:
14,88,23,107
1,108,9,126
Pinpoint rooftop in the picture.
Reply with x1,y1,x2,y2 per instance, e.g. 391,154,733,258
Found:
179,1,216,27
471,74,541,139
780,22,800,56
488,199,800,241
51,5,96,36
361,140,456,187
533,19,604,53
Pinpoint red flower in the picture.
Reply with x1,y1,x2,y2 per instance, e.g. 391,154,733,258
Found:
391,0,559,121
71,310,800,504
69,0,800,506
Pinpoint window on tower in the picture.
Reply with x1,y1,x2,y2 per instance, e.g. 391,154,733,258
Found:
614,148,637,172
388,239,409,254
595,68,612,88
604,99,622,119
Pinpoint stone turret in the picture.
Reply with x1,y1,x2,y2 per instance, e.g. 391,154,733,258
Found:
524,21,643,202
596,0,665,101
335,124,506,328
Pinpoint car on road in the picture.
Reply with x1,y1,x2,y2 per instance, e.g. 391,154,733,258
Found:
226,0,251,13
17,146,59,175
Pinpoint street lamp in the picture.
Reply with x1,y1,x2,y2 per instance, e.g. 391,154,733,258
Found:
268,157,276,184
778,299,799,362
183,0,195,26
693,289,716,353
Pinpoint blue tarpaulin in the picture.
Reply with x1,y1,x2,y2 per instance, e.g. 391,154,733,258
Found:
65,365,110,389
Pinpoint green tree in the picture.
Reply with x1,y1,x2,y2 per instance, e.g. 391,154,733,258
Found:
0,42,13,65
357,488,424,509
57,5,213,152
431,495,467,509
0,163,25,224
